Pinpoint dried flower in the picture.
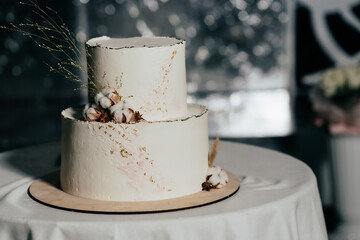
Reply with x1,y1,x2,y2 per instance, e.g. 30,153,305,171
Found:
83,104,102,121
110,102,142,123
202,182,213,191
208,136,219,167
202,165,229,191
84,88,143,124
95,88,121,109
98,111,111,123
206,165,229,189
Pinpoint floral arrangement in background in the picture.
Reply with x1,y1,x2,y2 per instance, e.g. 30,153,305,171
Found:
311,66,360,134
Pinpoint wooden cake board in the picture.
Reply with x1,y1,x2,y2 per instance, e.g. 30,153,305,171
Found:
28,171,240,214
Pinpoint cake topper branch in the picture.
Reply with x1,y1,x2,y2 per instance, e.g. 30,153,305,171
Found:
202,136,229,191
208,136,219,167
0,0,99,95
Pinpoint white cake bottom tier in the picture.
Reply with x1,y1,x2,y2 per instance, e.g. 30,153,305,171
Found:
60,104,209,202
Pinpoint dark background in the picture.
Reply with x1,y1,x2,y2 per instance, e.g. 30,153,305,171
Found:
0,0,343,152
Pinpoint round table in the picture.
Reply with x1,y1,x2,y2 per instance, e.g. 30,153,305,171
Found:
0,141,327,240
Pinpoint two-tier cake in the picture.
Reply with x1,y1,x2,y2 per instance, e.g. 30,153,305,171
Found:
60,36,210,202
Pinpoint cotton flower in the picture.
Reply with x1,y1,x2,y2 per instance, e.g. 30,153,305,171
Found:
206,165,229,189
110,101,138,123
94,88,120,109
84,88,142,123
83,104,102,121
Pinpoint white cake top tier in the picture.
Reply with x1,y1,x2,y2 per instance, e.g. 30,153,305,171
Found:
86,36,183,48
86,36,187,121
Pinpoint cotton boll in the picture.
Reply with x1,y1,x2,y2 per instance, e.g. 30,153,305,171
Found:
110,102,125,123
112,110,124,123
123,109,134,123
208,166,220,176
102,88,114,96
94,88,120,109
206,165,229,189
110,101,137,123
109,101,124,113
208,174,221,186
99,96,112,109
219,169,229,182
83,104,102,121
219,177,227,186
83,104,90,119
86,110,98,120
103,88,121,105
94,92,105,107
214,165,222,173
123,102,132,110
90,88,141,123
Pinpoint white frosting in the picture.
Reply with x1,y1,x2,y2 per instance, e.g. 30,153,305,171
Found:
61,104,209,201
86,36,187,121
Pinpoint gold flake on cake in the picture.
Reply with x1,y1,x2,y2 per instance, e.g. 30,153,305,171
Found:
114,72,123,89
90,122,172,193
141,49,178,116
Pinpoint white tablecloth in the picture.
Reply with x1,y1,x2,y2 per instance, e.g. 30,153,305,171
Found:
0,141,327,240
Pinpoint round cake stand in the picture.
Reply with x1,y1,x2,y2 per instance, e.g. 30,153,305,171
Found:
28,170,240,213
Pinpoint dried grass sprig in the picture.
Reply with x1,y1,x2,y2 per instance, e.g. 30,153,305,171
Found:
0,0,99,93
208,136,220,167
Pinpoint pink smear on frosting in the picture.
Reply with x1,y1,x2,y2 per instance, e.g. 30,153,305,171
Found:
92,104,174,198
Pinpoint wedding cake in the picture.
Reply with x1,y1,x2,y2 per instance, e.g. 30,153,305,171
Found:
60,36,211,202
